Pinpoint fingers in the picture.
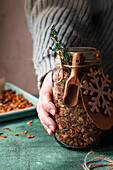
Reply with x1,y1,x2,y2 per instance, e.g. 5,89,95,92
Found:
40,92,57,116
40,120,54,135
37,71,57,135
37,98,57,135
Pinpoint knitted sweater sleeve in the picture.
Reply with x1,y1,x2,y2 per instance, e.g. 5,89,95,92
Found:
25,0,113,90
24,0,89,89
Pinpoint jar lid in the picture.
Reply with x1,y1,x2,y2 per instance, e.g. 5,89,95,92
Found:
68,47,99,60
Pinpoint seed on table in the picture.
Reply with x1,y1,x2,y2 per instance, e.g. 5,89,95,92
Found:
0,135,7,138
3,127,11,131
13,134,19,136
27,134,35,138
21,131,28,134
27,121,32,126
0,133,3,135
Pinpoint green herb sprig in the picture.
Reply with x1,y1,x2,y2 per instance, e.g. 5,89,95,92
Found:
49,25,72,66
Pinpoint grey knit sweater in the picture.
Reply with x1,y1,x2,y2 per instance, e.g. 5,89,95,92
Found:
25,0,113,89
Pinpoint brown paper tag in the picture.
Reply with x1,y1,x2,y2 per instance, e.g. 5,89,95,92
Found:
0,78,5,89
80,69,113,130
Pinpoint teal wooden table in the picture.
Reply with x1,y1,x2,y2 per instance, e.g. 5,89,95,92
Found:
0,114,113,170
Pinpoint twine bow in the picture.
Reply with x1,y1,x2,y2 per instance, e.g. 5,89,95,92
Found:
82,151,113,170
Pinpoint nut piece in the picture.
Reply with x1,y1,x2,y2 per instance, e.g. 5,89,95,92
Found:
0,135,7,138
21,131,28,134
13,134,19,136
27,134,35,138
3,127,11,131
27,121,32,126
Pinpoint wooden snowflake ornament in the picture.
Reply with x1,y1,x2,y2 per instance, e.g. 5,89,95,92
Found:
80,68,113,130
82,68,113,116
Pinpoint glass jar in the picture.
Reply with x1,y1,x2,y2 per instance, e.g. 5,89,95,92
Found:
53,47,102,149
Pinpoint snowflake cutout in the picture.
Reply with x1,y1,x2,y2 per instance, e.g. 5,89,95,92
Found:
81,68,113,116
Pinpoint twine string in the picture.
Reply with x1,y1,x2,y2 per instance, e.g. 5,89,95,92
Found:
82,151,113,170
54,62,101,83
63,62,100,68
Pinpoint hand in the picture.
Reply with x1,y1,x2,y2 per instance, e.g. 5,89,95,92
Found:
37,71,57,135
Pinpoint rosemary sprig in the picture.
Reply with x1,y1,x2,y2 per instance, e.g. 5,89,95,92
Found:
49,25,72,66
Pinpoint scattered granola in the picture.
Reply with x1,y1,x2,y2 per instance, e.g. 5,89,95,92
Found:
0,135,7,138
13,134,19,136
21,131,28,134
3,127,11,131
0,120,35,140
27,134,35,138
24,131,28,134
0,133,3,135
27,121,32,126
21,132,24,134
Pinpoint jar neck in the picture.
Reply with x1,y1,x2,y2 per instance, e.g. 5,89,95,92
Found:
68,47,100,65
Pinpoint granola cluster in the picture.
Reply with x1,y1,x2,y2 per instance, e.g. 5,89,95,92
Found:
0,89,33,113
